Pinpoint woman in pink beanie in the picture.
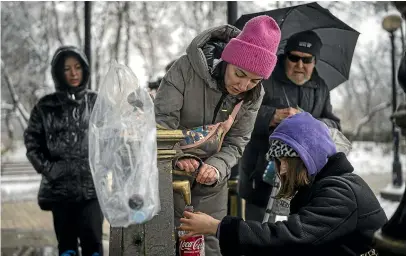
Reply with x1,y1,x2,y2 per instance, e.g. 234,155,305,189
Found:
154,15,281,255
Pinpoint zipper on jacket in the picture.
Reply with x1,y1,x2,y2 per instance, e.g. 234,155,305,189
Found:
212,93,227,124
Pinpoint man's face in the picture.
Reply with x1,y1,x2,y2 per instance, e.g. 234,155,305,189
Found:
285,51,315,86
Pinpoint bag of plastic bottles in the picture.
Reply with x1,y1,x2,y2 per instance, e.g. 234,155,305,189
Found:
88,61,160,227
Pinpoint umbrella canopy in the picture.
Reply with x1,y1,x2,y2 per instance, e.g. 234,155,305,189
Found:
235,2,360,90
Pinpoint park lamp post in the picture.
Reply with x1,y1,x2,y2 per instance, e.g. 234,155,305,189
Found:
381,14,404,201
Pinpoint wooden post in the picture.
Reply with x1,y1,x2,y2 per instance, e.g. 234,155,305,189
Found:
109,127,184,256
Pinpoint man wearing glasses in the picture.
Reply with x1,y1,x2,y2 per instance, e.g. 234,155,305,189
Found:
239,30,341,222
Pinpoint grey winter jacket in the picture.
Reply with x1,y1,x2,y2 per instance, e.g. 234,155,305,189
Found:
154,25,264,185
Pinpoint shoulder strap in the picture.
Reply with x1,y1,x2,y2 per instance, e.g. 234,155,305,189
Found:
230,101,243,119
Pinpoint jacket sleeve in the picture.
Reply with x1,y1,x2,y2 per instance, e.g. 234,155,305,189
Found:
318,92,341,131
218,178,358,256
205,89,264,183
154,56,187,129
24,104,53,175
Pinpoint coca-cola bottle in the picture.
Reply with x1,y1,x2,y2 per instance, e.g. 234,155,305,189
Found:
178,205,205,256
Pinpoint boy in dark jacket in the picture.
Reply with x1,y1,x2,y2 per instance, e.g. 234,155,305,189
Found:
178,112,387,256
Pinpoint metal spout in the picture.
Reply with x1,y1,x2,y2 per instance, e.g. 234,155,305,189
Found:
172,180,191,205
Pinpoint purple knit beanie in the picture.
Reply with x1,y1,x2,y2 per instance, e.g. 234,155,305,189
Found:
269,112,337,176
221,15,281,79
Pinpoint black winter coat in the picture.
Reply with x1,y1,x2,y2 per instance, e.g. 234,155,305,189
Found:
24,46,97,210
219,153,387,256
239,55,341,207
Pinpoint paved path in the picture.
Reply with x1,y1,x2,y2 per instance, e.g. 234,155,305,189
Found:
1,162,111,255
1,200,111,255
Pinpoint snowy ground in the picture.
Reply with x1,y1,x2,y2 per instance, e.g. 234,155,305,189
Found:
1,140,405,219
2,140,28,163
348,141,406,175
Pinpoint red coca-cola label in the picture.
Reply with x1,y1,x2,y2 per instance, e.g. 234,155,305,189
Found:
179,235,205,256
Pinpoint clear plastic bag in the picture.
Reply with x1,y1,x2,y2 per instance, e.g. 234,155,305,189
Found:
88,61,160,227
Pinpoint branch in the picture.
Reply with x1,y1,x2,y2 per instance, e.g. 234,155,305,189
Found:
1,61,30,124
5,110,15,146
1,102,14,110
351,101,391,139
73,1,83,47
142,2,157,79
124,2,130,66
351,90,404,139
94,4,109,90
113,2,125,61
52,1,65,45
18,2,47,63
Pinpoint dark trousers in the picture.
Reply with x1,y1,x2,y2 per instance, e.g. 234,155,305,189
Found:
52,199,104,256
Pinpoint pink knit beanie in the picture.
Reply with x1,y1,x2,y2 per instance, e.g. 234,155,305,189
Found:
221,15,281,79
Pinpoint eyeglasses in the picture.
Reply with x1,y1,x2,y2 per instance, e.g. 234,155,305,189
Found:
287,53,314,64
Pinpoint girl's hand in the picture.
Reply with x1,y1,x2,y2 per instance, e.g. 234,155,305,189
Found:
178,211,221,240
196,164,218,184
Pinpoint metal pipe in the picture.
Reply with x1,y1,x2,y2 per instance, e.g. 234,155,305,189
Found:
172,180,191,206
84,1,91,88
227,2,238,25
390,32,403,188
400,21,405,52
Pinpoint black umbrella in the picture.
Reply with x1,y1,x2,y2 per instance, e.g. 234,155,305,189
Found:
235,2,360,90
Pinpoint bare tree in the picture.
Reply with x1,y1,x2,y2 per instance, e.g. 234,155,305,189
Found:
124,2,130,66
337,39,395,139
73,1,83,47
2,0,401,148
52,1,65,45
1,62,30,124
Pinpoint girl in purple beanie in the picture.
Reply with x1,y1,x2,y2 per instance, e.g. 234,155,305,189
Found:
154,15,281,255
178,112,387,256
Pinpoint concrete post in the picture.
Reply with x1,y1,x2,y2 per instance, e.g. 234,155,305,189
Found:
109,126,184,256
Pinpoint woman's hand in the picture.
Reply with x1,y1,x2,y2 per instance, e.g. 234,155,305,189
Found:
178,211,221,240
196,164,218,184
176,158,200,173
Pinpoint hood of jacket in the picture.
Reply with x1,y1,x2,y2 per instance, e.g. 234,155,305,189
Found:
50,46,90,96
186,25,240,90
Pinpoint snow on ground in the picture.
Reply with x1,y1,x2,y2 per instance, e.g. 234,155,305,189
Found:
1,140,28,163
348,141,406,175
377,196,400,219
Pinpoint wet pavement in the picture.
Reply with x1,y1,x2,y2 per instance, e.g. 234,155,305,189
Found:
1,162,110,256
